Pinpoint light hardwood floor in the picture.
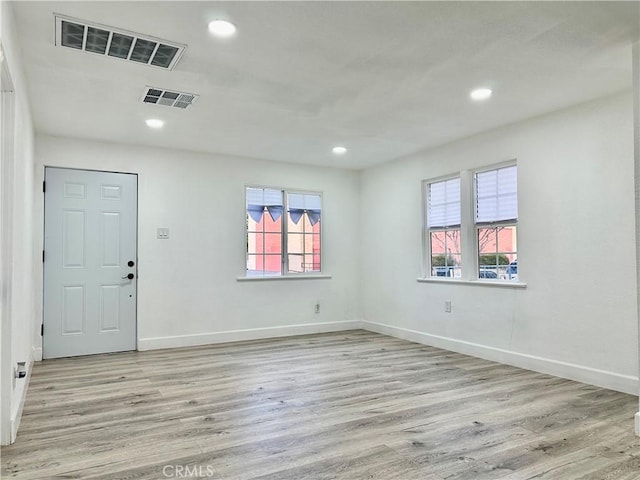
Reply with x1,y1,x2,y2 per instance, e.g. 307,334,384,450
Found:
1,330,639,479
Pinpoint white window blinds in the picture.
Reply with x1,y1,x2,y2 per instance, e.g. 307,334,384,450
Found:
428,177,461,228
246,187,284,223
475,165,517,224
287,193,322,225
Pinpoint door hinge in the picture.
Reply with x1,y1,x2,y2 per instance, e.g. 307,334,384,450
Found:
41,324,44,336
43,181,46,193
42,250,45,262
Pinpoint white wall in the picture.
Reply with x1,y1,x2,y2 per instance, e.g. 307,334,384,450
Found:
633,42,640,434
34,93,640,398
34,136,360,351
0,1,36,444
360,92,639,394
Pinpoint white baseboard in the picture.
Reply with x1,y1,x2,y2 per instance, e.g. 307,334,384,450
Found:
138,320,362,351
10,359,33,444
362,320,639,395
635,412,640,437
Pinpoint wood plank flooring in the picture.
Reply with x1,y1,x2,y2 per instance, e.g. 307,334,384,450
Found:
1,330,639,479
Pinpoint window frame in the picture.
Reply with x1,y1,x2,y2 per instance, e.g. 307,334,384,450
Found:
422,160,522,285
423,174,462,279
244,185,324,277
473,161,518,281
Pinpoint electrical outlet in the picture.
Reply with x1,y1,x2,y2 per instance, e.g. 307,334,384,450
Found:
157,228,170,239
445,300,452,313
314,303,320,314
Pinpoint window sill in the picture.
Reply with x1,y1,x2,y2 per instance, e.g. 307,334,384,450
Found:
416,277,527,289
237,274,332,282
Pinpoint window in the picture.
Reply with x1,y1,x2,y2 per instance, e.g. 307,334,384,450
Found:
286,193,322,274
475,165,518,280
426,177,461,278
246,187,322,276
246,187,284,276
424,162,519,282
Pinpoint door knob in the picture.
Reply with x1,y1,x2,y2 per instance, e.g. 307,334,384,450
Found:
122,273,135,280
128,260,135,267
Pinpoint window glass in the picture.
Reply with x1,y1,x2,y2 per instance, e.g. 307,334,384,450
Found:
478,225,517,280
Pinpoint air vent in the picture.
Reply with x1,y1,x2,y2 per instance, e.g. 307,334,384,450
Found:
54,14,186,70
141,87,199,109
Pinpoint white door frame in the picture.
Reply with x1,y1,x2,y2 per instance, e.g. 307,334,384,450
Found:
42,166,139,358
0,40,17,445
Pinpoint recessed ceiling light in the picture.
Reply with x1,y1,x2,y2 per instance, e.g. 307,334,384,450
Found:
208,20,237,37
470,88,492,101
332,146,347,155
145,118,164,129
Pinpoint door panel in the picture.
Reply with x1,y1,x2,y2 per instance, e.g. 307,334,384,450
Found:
100,285,120,332
44,168,137,359
100,212,121,266
62,210,86,267
62,285,84,334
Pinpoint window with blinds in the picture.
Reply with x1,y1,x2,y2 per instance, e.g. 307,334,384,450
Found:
286,193,322,274
245,187,322,276
427,177,462,278
475,165,518,280
246,187,284,276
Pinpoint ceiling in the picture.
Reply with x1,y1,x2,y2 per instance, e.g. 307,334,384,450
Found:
10,1,639,169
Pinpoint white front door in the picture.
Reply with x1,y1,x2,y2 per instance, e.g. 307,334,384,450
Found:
43,168,137,359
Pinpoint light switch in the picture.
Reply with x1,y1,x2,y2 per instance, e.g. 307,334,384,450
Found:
157,228,170,239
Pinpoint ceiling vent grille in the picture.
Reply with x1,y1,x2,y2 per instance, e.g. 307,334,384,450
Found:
54,14,186,70
141,87,199,109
